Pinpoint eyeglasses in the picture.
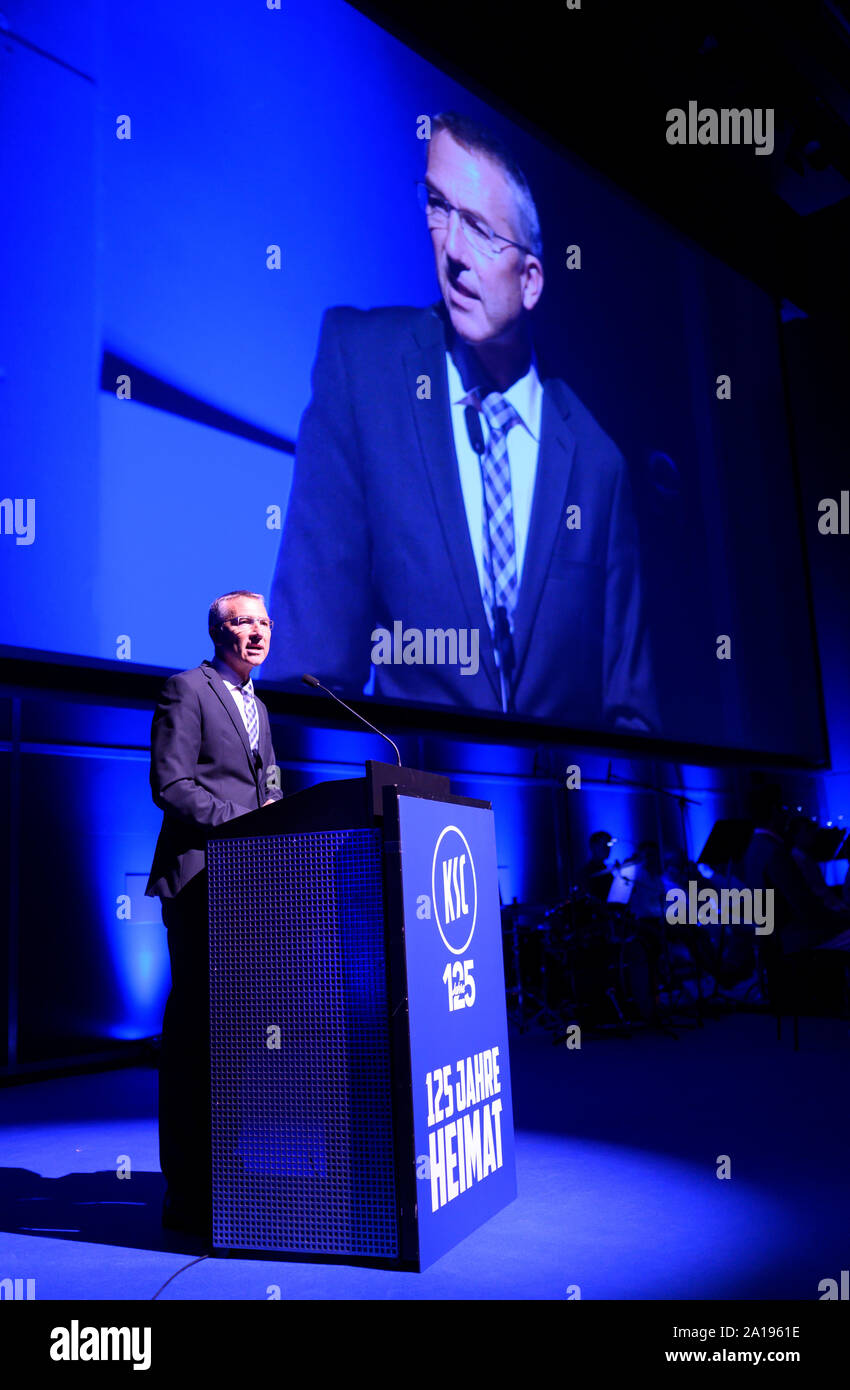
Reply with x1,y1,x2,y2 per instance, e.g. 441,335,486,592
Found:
416,181,532,259
221,616,274,630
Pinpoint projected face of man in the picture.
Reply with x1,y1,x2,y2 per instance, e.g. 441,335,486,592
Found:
214,595,272,682
425,129,543,376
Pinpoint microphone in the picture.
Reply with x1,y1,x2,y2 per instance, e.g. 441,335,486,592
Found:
466,404,516,713
494,604,515,682
301,673,402,767
464,403,485,456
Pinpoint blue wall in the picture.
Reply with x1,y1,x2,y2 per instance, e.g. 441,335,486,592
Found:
2,675,842,1071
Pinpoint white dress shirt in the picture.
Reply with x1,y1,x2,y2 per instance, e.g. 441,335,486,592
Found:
446,349,543,600
211,655,255,739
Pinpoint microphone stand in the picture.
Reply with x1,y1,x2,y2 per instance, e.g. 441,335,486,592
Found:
301,674,402,766
605,761,701,855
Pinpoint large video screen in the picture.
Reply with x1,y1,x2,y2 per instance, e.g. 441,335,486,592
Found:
2,0,824,759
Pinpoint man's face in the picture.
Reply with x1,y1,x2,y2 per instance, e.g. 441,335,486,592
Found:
215,595,271,673
425,129,542,346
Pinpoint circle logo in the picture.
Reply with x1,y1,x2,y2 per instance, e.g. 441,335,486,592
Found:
431,825,477,955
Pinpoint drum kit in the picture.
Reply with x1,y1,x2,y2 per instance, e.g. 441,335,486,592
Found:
501,886,707,1039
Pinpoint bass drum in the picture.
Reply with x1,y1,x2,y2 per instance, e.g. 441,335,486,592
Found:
615,934,654,1021
560,929,653,1025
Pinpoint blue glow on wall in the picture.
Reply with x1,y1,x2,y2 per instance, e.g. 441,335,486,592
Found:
89,756,170,1040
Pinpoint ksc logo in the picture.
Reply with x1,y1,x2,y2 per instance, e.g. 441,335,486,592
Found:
431,825,477,954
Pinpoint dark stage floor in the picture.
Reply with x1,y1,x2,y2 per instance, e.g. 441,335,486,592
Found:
1,1010,847,1300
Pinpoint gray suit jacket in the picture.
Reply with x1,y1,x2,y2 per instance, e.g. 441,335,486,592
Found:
145,660,282,900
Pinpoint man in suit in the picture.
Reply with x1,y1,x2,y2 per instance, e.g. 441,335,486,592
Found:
145,589,283,1235
266,110,655,732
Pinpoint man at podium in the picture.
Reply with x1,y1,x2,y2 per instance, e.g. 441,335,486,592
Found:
145,590,283,1236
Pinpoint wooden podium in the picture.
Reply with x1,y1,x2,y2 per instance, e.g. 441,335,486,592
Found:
206,761,516,1270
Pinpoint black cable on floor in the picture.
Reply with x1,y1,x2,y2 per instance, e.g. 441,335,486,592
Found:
151,1254,209,1300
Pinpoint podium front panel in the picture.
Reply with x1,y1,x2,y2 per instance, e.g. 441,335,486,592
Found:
396,793,517,1269
208,827,398,1258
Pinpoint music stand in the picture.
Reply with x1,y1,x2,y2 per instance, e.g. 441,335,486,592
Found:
607,863,638,906
695,820,755,1001
697,819,754,867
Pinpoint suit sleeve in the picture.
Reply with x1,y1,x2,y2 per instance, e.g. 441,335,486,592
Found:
150,674,256,828
602,461,658,734
266,308,373,691
259,701,284,802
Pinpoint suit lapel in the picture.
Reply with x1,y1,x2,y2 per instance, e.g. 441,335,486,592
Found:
512,379,577,687
202,661,258,781
403,306,501,702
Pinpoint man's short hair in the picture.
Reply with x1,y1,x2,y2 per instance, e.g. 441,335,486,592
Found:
430,110,543,260
208,590,265,639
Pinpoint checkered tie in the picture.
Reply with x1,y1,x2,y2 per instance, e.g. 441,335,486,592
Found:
478,392,520,637
240,679,259,751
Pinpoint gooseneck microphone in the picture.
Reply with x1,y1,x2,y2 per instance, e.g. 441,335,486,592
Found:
464,402,485,457
464,403,516,715
301,673,402,767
